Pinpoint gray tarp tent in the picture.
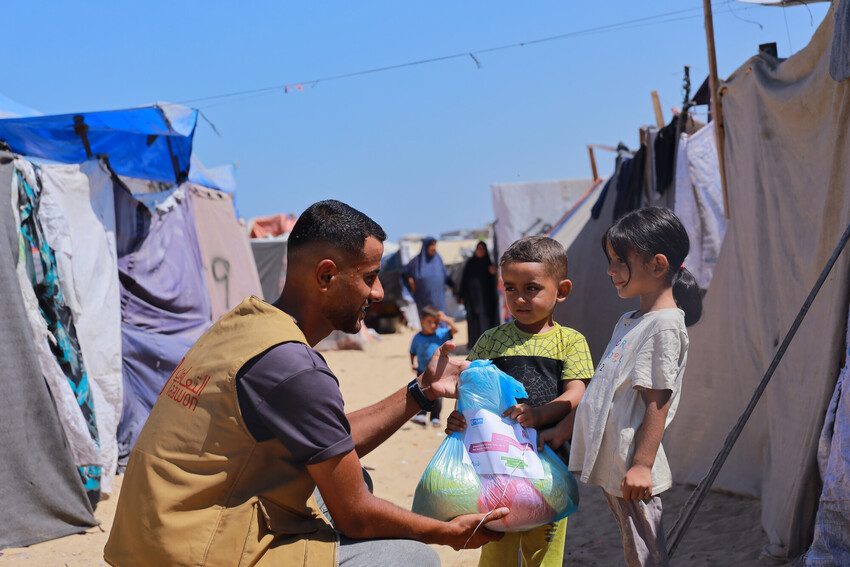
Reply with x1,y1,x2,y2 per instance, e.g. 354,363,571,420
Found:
0,152,97,548
665,3,850,559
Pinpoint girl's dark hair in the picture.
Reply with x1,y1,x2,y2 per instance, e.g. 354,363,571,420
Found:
602,207,703,326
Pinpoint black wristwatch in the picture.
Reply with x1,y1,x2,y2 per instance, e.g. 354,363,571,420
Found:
407,378,435,412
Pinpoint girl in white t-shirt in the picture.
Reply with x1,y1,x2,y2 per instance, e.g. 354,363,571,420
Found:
567,207,703,567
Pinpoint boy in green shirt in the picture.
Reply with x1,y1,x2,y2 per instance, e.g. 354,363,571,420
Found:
447,235,593,567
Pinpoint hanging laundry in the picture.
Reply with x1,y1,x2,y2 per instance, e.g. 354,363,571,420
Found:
189,184,262,320
653,118,679,195
613,145,645,221
590,144,632,220
674,122,726,289
38,160,123,492
0,151,97,549
11,163,100,472
12,159,101,507
115,182,211,464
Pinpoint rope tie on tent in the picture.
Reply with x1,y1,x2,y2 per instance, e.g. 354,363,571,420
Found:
666,218,850,558
73,115,92,159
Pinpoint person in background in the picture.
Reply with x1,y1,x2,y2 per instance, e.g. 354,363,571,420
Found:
409,306,457,427
403,237,453,313
570,207,701,567
458,241,499,349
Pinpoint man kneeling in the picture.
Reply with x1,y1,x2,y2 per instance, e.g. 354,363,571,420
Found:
104,200,506,567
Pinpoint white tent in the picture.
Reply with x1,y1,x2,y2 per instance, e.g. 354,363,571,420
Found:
665,3,850,560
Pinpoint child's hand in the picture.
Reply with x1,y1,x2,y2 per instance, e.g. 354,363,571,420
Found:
445,410,467,434
621,465,653,500
503,403,540,429
537,420,571,451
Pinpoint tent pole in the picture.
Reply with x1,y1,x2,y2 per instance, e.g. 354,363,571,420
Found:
651,90,665,128
666,218,850,557
702,0,730,219
587,145,599,181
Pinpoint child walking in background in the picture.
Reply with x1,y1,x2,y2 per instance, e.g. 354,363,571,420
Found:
409,306,457,427
569,207,702,567
446,236,594,567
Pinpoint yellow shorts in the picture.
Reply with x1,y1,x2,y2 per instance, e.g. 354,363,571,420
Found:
477,518,567,567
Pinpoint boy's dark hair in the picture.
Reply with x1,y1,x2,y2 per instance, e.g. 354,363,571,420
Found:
499,236,569,280
602,206,703,326
288,200,387,259
419,306,441,320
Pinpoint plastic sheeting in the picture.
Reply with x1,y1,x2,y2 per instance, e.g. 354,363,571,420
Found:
665,5,850,558
0,103,196,183
38,160,123,492
189,184,261,320
115,182,211,461
0,151,97,549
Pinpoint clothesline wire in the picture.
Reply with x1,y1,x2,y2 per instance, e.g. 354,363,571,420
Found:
180,2,755,110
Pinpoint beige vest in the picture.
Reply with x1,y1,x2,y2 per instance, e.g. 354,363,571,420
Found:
105,296,337,566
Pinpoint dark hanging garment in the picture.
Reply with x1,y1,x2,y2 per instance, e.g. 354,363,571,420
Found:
0,153,97,548
654,118,679,195
613,145,646,221
459,244,499,348
590,144,632,220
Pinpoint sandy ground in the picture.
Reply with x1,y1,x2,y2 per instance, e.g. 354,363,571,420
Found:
0,322,783,566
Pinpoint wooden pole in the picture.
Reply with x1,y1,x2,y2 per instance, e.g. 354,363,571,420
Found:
587,145,599,181
651,91,665,128
703,0,730,219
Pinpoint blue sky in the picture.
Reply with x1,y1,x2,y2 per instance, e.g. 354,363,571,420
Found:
2,1,829,239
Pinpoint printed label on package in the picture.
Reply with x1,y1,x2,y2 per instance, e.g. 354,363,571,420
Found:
461,408,544,479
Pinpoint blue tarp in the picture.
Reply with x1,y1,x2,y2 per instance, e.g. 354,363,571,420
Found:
0,103,197,183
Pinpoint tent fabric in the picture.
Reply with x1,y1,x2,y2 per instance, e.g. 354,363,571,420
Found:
0,151,97,550
665,6,850,558
552,176,639,363
830,0,850,82
189,184,262,320
249,213,298,238
10,159,100,471
806,306,850,565
12,158,102,505
490,179,595,256
188,155,236,193
115,183,211,461
250,236,288,302
38,160,123,492
0,103,197,183
674,122,727,289
546,180,604,250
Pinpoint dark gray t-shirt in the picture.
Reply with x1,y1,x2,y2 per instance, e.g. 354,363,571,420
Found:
236,342,354,465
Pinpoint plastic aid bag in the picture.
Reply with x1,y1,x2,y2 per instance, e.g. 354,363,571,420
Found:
412,360,579,532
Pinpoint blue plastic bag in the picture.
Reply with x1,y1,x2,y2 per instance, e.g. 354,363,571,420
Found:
412,360,579,532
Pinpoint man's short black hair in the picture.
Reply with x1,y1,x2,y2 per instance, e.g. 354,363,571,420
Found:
499,236,568,280
288,200,387,259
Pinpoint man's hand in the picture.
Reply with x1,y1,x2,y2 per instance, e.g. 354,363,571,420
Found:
621,464,653,500
440,508,509,550
445,410,467,435
503,403,540,429
420,342,469,400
